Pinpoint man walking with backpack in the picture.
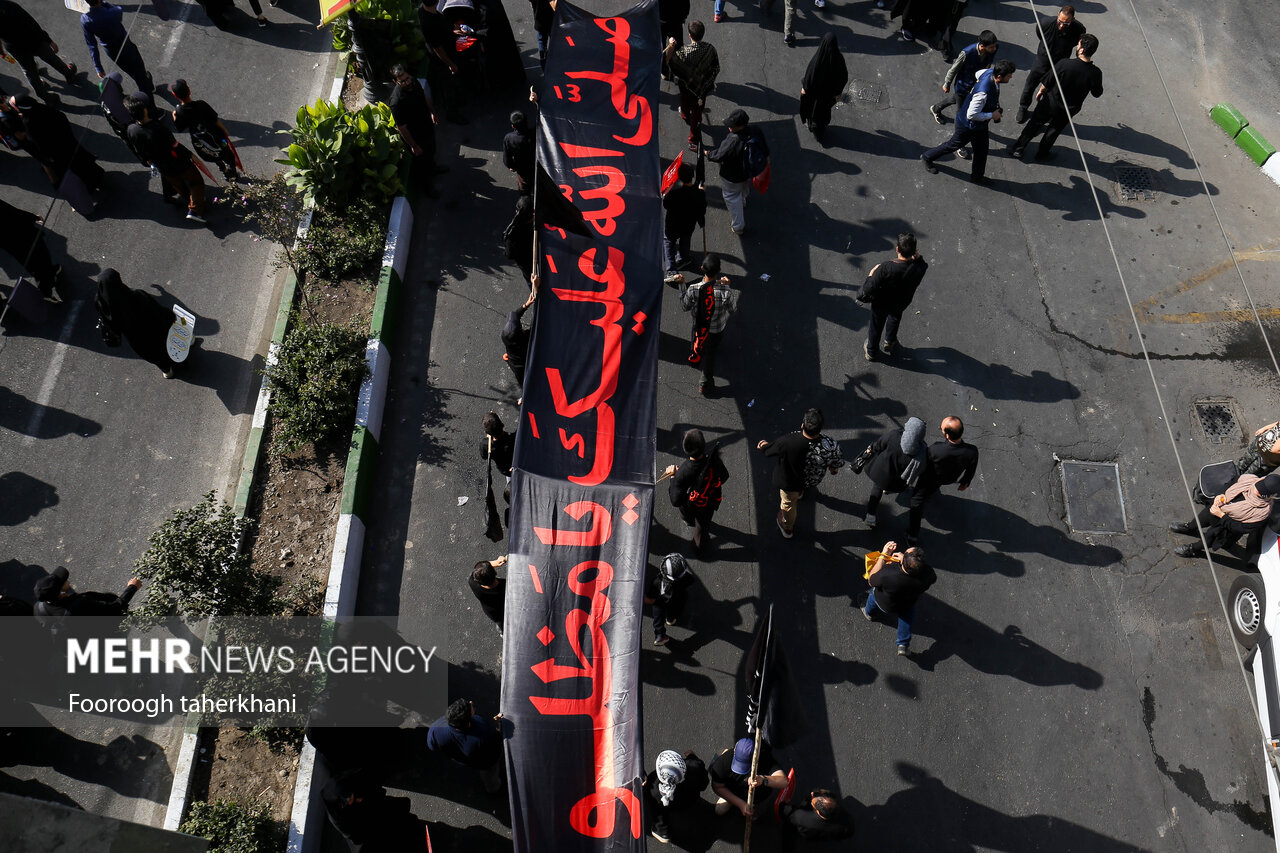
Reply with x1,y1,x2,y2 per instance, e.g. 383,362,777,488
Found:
705,109,768,235
757,407,845,539
665,428,730,553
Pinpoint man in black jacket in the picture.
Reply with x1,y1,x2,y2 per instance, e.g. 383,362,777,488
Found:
857,232,928,360
32,566,141,633
502,109,534,192
907,416,979,543
705,108,766,235
1016,4,1086,124
1011,33,1102,160
0,0,77,103
662,163,706,278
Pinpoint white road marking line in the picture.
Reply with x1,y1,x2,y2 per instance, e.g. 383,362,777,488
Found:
23,299,87,446
160,1,195,67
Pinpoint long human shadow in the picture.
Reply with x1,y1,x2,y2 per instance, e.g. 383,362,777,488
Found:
901,597,1104,689
0,472,58,526
1074,121,1195,170
994,169,1147,220
0,768,82,809
0,385,102,440
888,345,1082,402
0,703,171,800
854,761,1152,851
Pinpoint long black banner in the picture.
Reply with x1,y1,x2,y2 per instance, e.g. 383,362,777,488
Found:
500,1,661,851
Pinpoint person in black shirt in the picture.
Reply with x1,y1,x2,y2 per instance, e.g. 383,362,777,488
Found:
757,407,844,539
704,108,766,235
389,64,445,197
907,416,979,543
0,0,77,103
482,411,516,477
170,79,238,180
1016,4,1086,122
10,95,106,193
778,787,854,841
644,553,694,646
124,94,206,221
857,232,928,360
469,556,507,634
501,287,536,391
662,163,706,278
502,110,535,192
0,199,63,298
664,428,728,554
1010,33,1102,160
858,416,930,531
32,566,142,633
863,541,937,655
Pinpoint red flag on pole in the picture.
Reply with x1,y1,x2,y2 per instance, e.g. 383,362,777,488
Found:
661,150,684,195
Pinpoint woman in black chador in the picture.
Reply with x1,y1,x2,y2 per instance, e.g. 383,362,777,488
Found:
799,33,848,137
95,268,178,378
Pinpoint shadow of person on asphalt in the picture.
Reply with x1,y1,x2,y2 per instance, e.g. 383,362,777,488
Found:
853,761,1153,851
0,768,82,809
0,704,172,800
0,472,59,526
0,385,102,440
899,598,1105,689
890,345,1082,402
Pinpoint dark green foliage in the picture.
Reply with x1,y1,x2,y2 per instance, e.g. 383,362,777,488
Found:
180,799,278,853
262,314,370,455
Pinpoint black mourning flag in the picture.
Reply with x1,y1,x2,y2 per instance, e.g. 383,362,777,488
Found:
743,604,807,749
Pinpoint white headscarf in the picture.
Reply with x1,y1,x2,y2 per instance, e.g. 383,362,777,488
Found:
655,750,686,806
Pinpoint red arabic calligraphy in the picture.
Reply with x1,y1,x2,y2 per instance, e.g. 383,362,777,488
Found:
529,553,641,839
544,248,625,486
564,17,652,147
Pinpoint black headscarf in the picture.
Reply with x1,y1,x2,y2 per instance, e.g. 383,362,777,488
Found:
95,268,175,370
802,33,848,100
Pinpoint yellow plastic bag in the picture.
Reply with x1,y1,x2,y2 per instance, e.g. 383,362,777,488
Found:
864,551,900,580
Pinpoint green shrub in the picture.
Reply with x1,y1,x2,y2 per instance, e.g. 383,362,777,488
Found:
301,199,387,283
180,799,277,853
277,99,403,209
330,0,426,68
128,492,281,631
262,315,370,455
248,724,304,755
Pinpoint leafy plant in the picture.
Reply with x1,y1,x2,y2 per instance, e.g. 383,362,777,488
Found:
330,0,426,69
277,99,403,209
302,199,387,283
180,799,278,853
128,492,281,630
262,314,370,455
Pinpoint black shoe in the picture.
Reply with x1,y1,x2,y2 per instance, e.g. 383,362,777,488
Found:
1009,147,1025,159
1034,149,1053,161
1175,543,1205,558
1169,521,1197,536
929,104,944,125
881,339,898,356
1015,107,1028,124
921,155,937,174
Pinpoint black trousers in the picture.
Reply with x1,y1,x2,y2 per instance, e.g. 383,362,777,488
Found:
922,123,989,179
7,41,74,96
867,305,902,349
1018,58,1052,110
1013,98,1075,156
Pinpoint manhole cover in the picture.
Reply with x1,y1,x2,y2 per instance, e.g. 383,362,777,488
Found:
1060,460,1127,534
1115,166,1157,201
846,80,889,109
1194,399,1242,444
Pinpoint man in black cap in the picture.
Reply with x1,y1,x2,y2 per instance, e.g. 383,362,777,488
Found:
33,567,142,632
1170,472,1280,558
705,108,768,235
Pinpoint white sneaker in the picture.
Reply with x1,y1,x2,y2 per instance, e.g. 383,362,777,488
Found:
814,0,825,7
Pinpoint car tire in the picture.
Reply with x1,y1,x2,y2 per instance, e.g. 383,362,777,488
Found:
1228,573,1266,650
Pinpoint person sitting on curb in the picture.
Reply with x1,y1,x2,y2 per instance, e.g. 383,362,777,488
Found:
1170,472,1280,558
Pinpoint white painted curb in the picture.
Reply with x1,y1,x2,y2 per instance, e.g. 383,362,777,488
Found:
1263,154,1280,188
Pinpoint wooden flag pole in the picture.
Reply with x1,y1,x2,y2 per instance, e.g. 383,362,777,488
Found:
742,724,764,853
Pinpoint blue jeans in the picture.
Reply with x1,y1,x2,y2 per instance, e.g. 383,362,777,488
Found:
865,590,914,646
714,0,725,15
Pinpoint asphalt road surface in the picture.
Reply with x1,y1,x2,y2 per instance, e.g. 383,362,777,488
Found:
353,0,1280,852
0,0,333,827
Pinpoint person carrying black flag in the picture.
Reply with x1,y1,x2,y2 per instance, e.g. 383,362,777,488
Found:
736,603,806,849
